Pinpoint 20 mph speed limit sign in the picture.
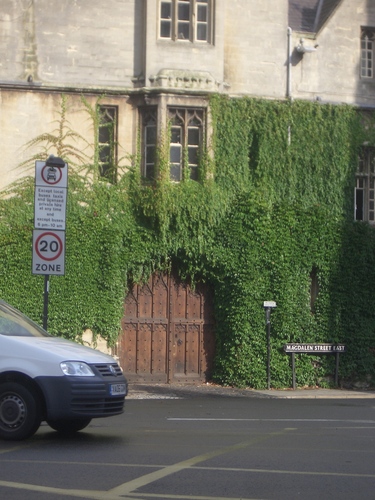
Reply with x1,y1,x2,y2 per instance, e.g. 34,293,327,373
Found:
32,229,65,275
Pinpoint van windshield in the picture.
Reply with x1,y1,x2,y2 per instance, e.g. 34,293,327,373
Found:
0,301,51,337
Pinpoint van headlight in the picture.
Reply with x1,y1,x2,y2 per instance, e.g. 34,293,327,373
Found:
60,361,95,376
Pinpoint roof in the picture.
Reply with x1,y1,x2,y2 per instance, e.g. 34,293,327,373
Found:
288,0,343,34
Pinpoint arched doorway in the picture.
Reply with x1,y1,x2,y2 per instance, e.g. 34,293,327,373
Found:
116,273,215,383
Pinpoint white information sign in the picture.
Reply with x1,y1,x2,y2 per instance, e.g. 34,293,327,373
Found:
34,186,67,230
35,160,68,188
32,229,65,276
34,160,68,230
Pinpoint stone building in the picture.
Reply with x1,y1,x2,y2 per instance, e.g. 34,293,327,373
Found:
0,0,373,191
1,0,375,380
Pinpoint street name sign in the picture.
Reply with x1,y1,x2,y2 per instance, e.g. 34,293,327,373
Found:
284,343,346,353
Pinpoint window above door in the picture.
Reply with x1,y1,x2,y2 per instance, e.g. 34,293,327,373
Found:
169,107,205,181
139,104,206,183
159,0,213,44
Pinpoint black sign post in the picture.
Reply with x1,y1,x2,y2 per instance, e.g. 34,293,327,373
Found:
263,301,277,390
43,273,49,331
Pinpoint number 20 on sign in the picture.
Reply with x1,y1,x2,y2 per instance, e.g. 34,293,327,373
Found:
32,229,65,275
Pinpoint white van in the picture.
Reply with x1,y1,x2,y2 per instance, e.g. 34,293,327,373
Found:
0,300,127,440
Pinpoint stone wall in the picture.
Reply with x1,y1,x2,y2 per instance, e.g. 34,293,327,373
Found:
0,1,375,189
289,0,375,105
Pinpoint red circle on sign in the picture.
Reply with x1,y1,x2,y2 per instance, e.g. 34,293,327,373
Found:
35,232,63,261
41,165,63,185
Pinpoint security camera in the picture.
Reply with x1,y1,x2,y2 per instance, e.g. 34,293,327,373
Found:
296,39,318,53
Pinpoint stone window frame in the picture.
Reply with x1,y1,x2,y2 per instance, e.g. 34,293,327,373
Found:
168,107,205,181
97,105,118,184
139,95,209,183
159,0,213,44
361,27,375,79
140,107,158,181
355,146,375,223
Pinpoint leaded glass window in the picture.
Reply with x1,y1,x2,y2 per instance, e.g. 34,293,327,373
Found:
361,28,375,78
355,147,375,222
159,0,212,43
98,105,117,183
168,108,204,181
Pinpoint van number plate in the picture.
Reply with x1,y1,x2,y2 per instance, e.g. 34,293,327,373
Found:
110,384,126,396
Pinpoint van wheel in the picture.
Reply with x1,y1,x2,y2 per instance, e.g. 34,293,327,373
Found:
0,382,42,441
47,418,92,434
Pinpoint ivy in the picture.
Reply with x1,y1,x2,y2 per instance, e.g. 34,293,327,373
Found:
0,94,374,388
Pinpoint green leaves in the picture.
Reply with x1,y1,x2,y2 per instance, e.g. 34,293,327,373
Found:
208,97,373,389
0,94,373,388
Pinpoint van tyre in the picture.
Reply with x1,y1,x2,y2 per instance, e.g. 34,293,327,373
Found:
47,418,92,434
0,382,42,441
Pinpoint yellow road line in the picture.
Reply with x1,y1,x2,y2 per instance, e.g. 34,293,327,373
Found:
0,445,30,455
107,430,290,497
1,427,374,500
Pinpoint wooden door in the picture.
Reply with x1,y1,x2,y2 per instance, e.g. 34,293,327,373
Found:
116,273,215,383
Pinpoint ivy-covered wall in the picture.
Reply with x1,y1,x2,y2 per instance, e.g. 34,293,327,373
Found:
0,95,374,389
208,97,371,388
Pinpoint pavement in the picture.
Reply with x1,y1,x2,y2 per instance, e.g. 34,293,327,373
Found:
127,382,375,400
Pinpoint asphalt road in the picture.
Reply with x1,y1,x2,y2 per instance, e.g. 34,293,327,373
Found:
0,387,374,500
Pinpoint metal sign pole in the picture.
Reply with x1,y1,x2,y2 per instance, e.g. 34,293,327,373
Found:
263,301,277,390
43,274,50,330
335,353,340,386
266,309,271,390
291,352,296,390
